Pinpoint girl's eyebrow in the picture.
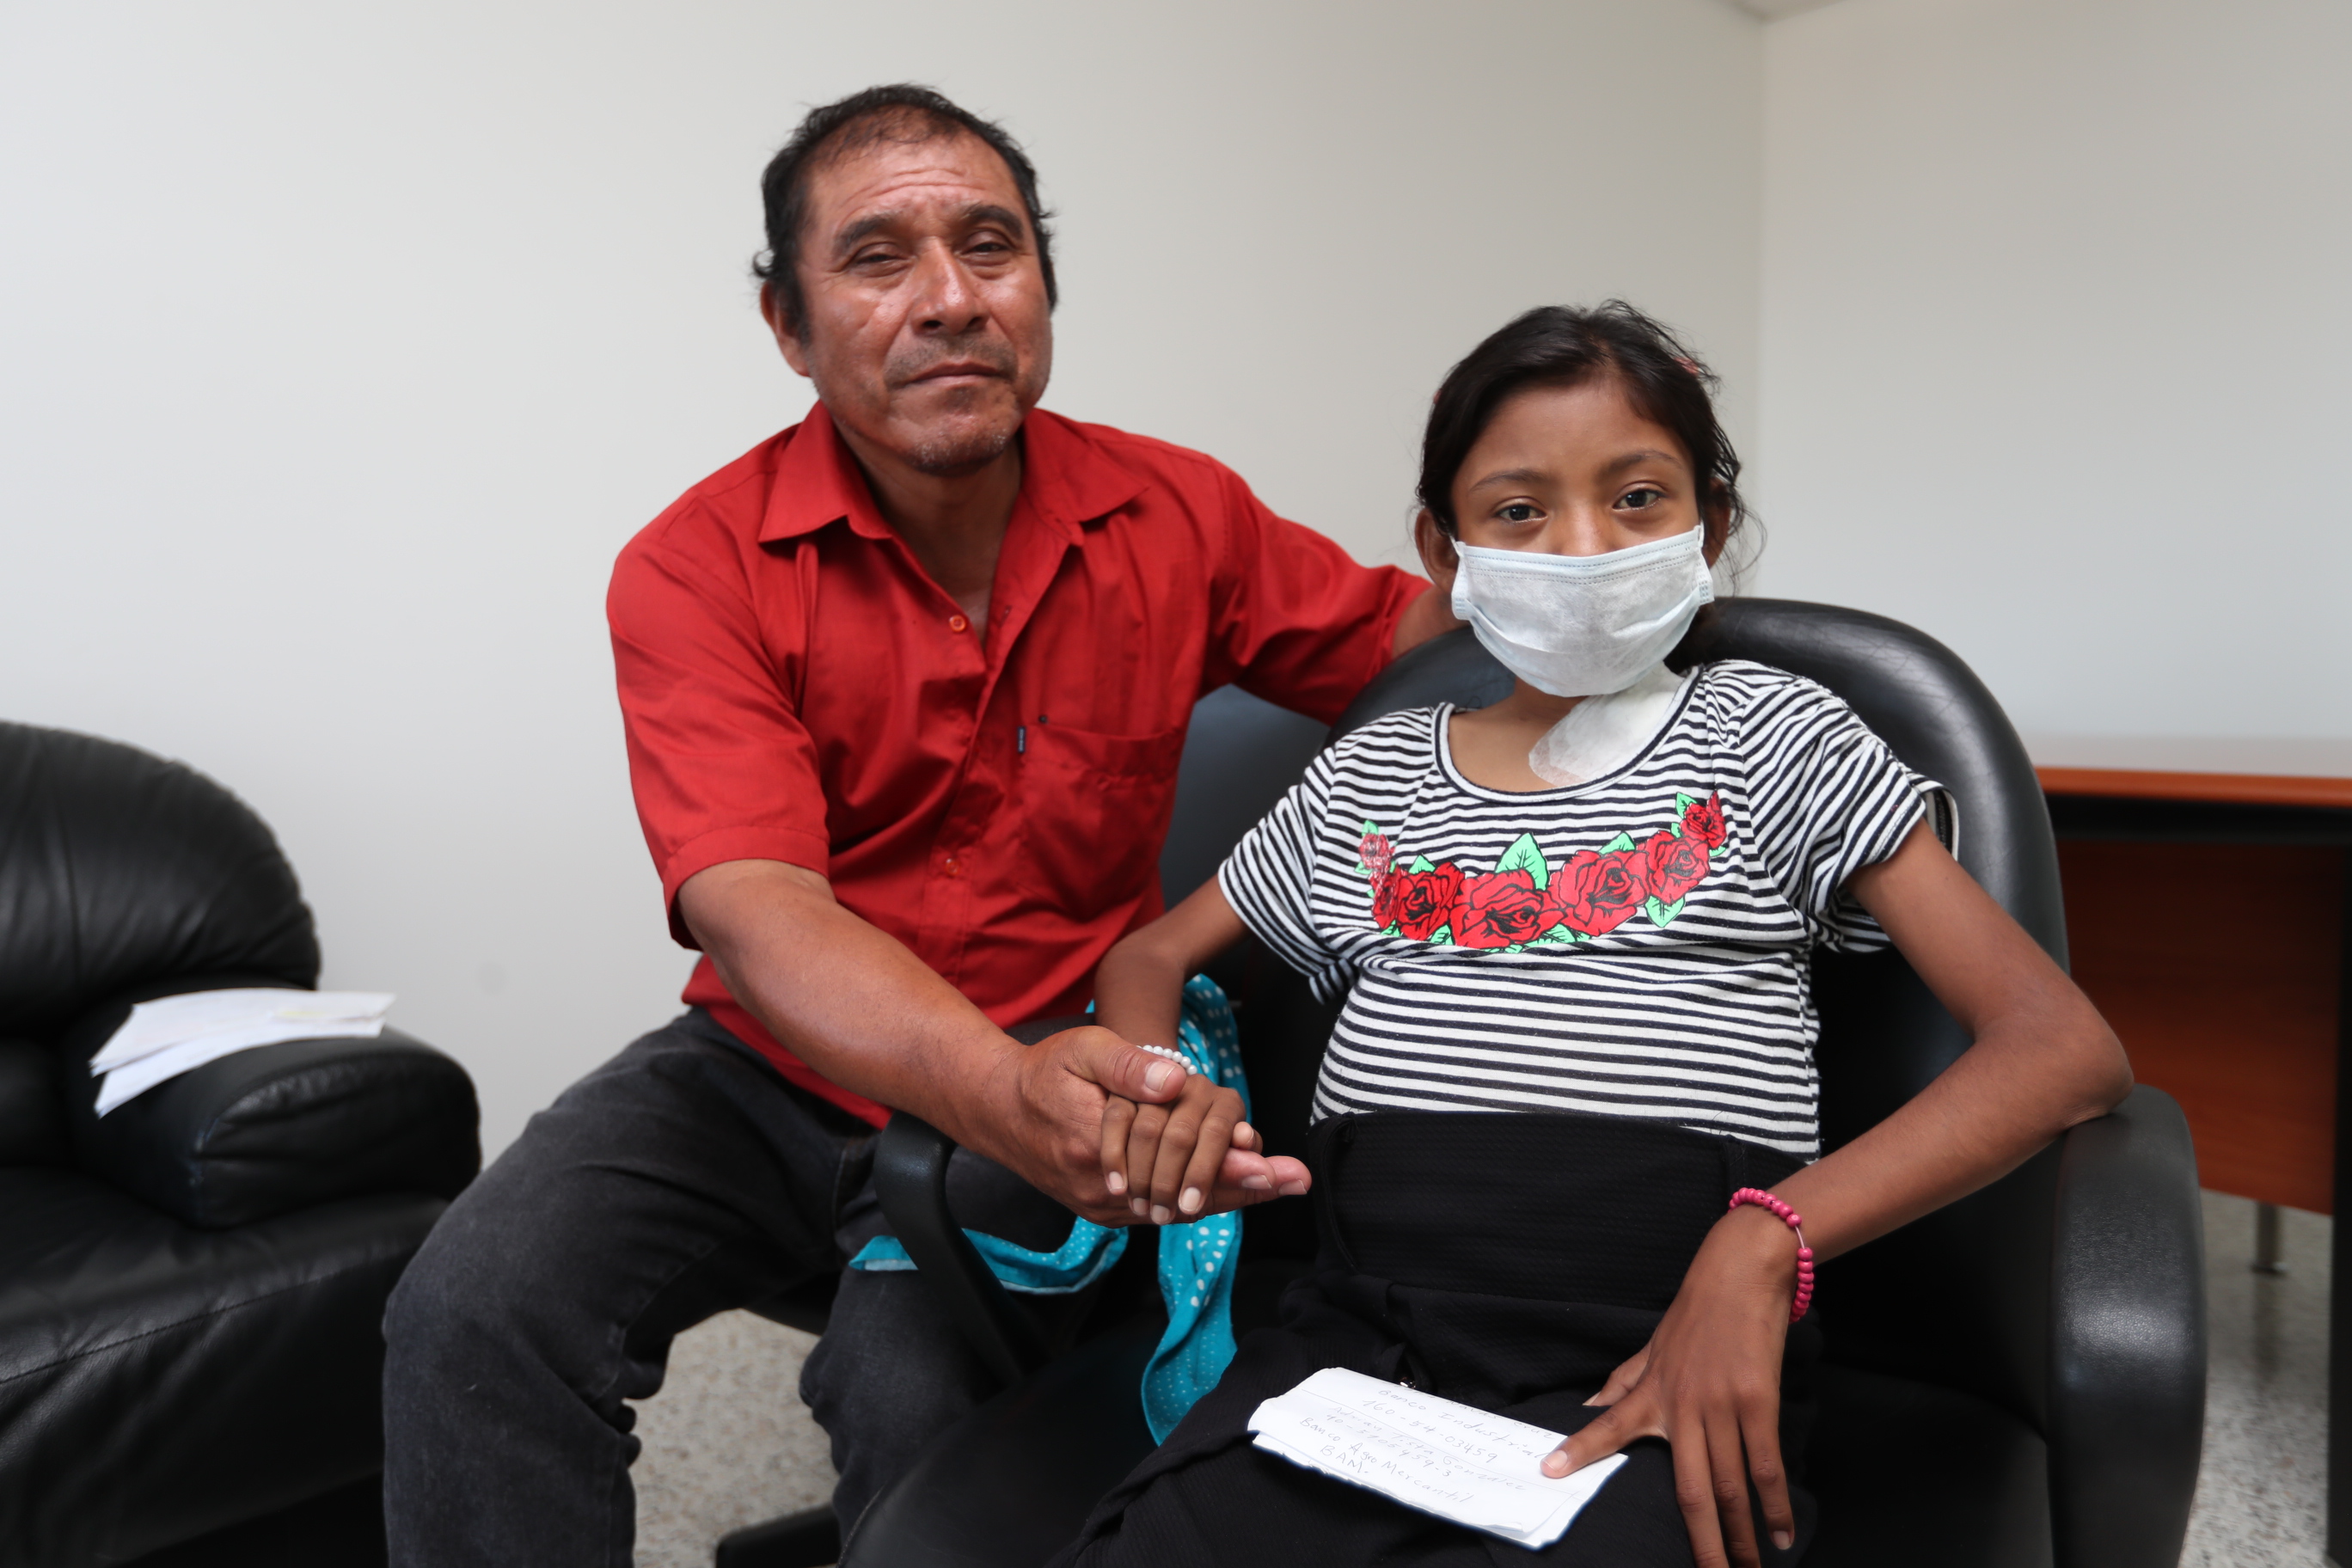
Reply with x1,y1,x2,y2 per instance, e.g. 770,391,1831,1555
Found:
1600,448,1686,476
1466,467,1549,493
1469,449,1688,495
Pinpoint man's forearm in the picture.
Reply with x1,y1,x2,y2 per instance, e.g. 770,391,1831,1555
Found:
678,857,1246,1223
678,859,1023,1159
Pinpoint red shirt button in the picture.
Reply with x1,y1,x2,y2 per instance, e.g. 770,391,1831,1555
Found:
941,856,962,878
947,614,970,634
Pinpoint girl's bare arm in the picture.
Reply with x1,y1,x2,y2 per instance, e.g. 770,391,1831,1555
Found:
1093,879,1309,1220
1549,821,2132,1568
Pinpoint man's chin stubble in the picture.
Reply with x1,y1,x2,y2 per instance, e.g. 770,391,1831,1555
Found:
905,422,1018,477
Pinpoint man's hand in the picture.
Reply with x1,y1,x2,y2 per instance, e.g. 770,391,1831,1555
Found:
682,861,1308,1225
992,1026,1305,1224
1393,580,1464,658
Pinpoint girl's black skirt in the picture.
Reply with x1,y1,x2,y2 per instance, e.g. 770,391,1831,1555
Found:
1048,1109,1820,1566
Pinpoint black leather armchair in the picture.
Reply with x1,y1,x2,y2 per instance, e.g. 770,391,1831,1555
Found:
0,722,481,1568
841,602,2207,1568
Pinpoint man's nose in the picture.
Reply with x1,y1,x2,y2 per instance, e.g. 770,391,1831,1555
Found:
909,244,985,334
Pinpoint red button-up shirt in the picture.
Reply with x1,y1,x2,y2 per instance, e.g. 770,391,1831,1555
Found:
609,404,1424,1124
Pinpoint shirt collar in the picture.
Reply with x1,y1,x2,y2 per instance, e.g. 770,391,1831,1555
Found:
758,402,1148,546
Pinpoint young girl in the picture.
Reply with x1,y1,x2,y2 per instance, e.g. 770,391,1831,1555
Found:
1056,303,2131,1568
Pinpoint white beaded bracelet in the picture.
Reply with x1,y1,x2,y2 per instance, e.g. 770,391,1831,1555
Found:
1137,1043,1199,1075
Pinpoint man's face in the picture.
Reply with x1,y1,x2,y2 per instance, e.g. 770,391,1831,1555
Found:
771,127,1053,476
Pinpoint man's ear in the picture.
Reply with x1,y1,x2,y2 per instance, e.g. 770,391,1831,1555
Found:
1412,510,1460,598
759,283,813,378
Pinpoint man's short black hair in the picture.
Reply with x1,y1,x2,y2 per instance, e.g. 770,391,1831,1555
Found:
752,84,1057,340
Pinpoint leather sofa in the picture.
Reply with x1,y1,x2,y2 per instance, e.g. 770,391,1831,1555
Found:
0,722,480,1567
842,603,2208,1568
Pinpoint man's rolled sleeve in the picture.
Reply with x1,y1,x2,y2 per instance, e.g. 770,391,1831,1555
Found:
1206,468,1428,723
609,518,833,947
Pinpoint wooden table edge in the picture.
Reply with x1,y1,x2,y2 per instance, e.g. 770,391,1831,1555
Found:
2037,766,2352,811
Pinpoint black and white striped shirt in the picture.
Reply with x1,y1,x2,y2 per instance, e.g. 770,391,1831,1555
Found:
1216,661,1941,1158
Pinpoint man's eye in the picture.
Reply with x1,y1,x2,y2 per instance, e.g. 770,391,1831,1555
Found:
1498,503,1542,524
1618,487,1664,510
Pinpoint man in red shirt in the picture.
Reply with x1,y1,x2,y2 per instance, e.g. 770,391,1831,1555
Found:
383,84,1453,1563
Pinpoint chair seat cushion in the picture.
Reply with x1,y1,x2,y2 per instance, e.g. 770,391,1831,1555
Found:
845,1324,2054,1566
0,1168,444,1566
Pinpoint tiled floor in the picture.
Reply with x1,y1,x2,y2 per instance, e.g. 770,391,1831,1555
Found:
2183,1191,2327,1565
632,1313,832,1568
630,1191,2326,1567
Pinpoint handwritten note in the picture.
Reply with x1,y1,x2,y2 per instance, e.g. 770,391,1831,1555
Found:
1247,1367,1626,1549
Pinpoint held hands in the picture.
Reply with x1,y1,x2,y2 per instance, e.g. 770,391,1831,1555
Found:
1100,1068,1309,1225
1541,1206,1801,1568
995,1025,1305,1225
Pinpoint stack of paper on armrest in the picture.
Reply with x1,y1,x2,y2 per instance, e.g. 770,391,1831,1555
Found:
1248,1367,1626,1550
91,989,395,1115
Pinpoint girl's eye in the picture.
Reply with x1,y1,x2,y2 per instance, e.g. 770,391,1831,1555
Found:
1618,487,1665,511
1498,503,1542,524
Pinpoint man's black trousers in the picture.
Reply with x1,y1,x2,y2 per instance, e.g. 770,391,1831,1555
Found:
382,1008,1084,1567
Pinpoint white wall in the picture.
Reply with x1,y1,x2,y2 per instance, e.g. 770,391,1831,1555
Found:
1753,0,2352,766
0,0,1764,1154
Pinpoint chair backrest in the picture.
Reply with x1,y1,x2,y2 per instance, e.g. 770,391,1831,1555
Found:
1163,602,2067,1432
0,722,320,1043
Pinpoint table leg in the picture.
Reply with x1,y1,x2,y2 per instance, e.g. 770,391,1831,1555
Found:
2256,1204,2287,1273
2330,860,2352,1565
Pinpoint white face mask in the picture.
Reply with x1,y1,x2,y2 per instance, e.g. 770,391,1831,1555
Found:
1448,527,1713,698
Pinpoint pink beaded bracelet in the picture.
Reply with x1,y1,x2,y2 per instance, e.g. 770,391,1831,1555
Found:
1728,1187,1816,1323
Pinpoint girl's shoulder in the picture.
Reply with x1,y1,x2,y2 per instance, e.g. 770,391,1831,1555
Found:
1683,659,1872,744
1320,704,1447,771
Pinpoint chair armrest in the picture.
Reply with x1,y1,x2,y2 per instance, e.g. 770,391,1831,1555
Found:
873,1112,1050,1388
62,1016,480,1230
2046,1084,2206,1568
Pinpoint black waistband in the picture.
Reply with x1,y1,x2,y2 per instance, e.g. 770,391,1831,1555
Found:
1308,1109,1804,1312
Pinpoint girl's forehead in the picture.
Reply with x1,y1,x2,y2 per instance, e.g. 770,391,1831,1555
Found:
1463,380,1694,480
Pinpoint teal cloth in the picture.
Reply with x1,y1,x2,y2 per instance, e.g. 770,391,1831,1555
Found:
846,975,1246,1443
842,1211,1130,1295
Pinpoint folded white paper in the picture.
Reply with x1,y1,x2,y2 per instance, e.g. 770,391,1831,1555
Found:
92,989,395,1115
1248,1367,1626,1550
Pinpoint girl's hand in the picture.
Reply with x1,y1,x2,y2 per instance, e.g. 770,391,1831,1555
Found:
1099,1073,1303,1222
1542,1205,1799,1568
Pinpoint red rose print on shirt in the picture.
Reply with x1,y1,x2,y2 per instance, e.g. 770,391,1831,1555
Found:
1548,848,1652,937
1644,828,1711,905
1357,792,1726,947
1393,864,1465,941
1682,792,1727,850
1449,869,1549,950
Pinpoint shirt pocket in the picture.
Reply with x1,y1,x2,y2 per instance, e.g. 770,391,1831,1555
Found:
1013,720,1189,923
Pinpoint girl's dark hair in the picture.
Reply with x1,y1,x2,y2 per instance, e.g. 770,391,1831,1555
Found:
1417,302,1750,568
752,84,1057,340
